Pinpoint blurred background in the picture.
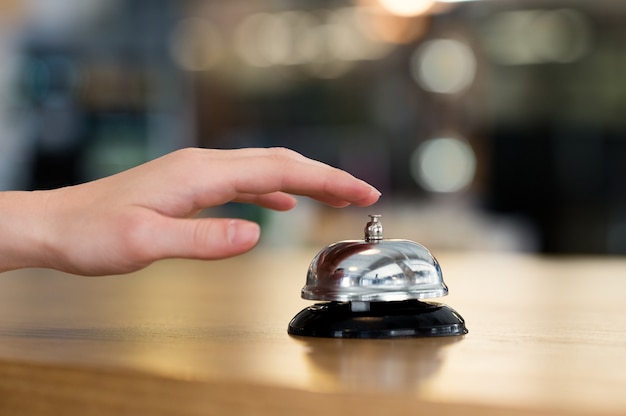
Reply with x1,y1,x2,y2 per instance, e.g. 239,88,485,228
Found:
1,0,625,254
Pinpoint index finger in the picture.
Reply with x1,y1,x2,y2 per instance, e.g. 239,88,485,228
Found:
213,147,381,207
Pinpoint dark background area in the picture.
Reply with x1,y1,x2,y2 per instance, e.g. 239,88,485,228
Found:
1,0,625,254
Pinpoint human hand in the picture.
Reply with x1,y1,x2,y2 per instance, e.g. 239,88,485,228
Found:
0,148,380,275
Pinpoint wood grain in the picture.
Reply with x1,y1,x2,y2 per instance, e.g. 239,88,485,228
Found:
0,250,625,415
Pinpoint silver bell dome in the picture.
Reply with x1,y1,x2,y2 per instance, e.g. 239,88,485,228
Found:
302,215,448,302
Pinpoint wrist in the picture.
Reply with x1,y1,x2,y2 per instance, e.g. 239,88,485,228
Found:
0,190,56,272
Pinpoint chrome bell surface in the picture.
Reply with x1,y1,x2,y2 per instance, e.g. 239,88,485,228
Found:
302,215,448,302
288,215,467,339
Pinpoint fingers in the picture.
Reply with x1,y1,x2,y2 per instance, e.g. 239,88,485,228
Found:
148,217,261,261
232,191,358,212
38,147,382,275
185,147,381,208
232,148,380,203
233,192,298,211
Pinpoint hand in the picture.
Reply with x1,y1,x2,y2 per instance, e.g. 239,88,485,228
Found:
0,148,380,275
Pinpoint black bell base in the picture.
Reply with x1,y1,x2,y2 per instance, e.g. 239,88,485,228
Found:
288,300,467,339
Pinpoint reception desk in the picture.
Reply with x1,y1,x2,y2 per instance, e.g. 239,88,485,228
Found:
0,250,625,415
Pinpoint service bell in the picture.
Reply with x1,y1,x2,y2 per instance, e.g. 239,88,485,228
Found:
288,215,468,338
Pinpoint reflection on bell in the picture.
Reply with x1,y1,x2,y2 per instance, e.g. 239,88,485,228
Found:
288,215,468,338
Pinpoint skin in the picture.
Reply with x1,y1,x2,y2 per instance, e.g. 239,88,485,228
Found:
0,147,381,276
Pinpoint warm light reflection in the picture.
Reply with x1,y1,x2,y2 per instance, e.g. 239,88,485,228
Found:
483,8,592,65
233,7,393,78
296,337,460,392
328,7,391,61
367,11,429,44
360,249,382,256
411,137,476,193
377,0,435,17
235,13,289,67
279,11,321,65
411,38,476,94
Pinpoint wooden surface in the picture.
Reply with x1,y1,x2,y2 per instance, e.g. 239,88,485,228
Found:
0,249,625,415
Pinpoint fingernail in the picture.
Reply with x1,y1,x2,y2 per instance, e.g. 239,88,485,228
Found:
358,179,381,197
227,220,261,247
366,184,381,198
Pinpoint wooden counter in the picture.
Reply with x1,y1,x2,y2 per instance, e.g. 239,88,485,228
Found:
0,250,625,415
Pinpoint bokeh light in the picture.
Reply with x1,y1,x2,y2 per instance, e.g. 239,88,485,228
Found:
169,17,223,71
483,8,592,65
235,13,291,67
377,0,435,17
327,7,390,61
278,11,321,65
410,136,477,193
233,7,392,79
304,30,355,80
366,11,429,45
411,38,476,94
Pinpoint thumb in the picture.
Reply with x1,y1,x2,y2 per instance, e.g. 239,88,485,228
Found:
152,217,261,260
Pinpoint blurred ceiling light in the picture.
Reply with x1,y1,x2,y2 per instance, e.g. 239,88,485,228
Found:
411,136,476,193
411,38,477,94
235,13,291,67
377,0,435,17
328,7,391,60
279,11,322,65
304,23,355,79
323,23,359,61
169,17,223,71
234,8,394,78
353,1,430,44
484,9,592,65
531,9,592,63
365,9,430,44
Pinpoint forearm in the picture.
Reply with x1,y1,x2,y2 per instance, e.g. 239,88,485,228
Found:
0,190,55,272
